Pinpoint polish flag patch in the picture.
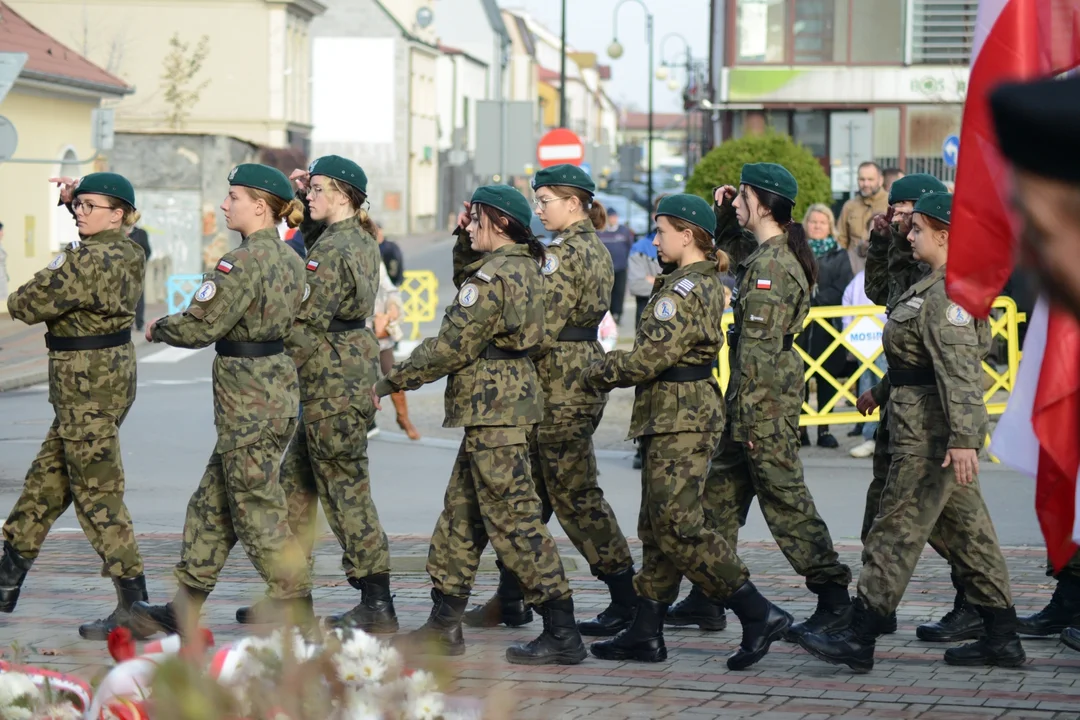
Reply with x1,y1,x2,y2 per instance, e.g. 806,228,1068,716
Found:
756,278,772,290
217,260,234,274
306,260,320,271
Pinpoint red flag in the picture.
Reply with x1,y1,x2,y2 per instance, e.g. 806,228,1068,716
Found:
951,0,1080,572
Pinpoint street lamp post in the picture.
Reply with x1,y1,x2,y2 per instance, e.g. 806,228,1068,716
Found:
608,0,654,212
559,0,567,129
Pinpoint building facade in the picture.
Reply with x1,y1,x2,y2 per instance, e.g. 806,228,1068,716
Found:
714,0,972,196
8,0,325,150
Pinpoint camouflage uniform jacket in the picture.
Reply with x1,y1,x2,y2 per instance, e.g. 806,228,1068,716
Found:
581,260,726,438
865,223,930,405
151,228,304,431
715,205,809,442
883,265,990,459
288,215,381,421
7,229,143,413
378,242,544,429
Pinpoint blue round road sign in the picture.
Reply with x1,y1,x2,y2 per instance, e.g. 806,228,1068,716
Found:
942,135,960,168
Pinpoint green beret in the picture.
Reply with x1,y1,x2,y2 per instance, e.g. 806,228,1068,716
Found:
532,164,595,194
73,172,136,209
991,75,1080,183
471,185,533,230
888,173,947,205
308,154,368,195
913,192,953,225
228,164,294,202
740,162,797,204
656,194,715,236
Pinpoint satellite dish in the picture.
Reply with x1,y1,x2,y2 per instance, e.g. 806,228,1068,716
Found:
0,115,18,162
416,6,434,28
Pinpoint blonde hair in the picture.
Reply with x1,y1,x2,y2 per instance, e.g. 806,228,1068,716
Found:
803,203,836,239
667,216,730,273
245,187,305,228
550,185,606,230
104,196,142,229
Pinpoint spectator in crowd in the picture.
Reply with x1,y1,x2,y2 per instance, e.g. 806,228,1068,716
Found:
377,224,404,286
797,203,852,449
597,207,635,324
842,262,887,459
627,195,666,330
127,225,151,332
836,162,889,253
883,168,905,192
284,226,306,259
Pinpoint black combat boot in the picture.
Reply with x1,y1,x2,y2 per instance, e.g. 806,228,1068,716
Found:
131,585,209,638
79,575,151,641
406,588,468,656
578,567,637,637
590,597,668,662
325,573,399,633
944,605,1026,667
0,542,33,613
881,611,898,635
1016,575,1080,636
664,585,727,631
797,598,888,673
236,597,273,624
462,561,533,628
726,580,793,671
506,597,587,665
785,582,853,642
1062,626,1080,652
916,574,984,642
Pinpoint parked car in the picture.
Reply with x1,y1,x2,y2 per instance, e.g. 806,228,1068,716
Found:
593,192,650,236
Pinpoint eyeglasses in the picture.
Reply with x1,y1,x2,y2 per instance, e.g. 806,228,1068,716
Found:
308,185,329,197
533,196,567,211
71,200,113,215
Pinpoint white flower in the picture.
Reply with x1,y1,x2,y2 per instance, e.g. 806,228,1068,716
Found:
37,703,82,720
377,645,404,677
0,673,41,713
408,692,445,720
339,631,382,661
406,670,439,697
342,687,382,719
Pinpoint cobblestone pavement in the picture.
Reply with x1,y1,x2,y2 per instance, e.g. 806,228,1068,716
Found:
2,535,1077,719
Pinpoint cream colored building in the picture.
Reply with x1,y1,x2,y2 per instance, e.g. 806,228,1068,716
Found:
0,3,131,304
7,0,325,149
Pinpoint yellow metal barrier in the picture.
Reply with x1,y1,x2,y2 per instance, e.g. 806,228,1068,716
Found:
714,296,1025,430
400,270,439,340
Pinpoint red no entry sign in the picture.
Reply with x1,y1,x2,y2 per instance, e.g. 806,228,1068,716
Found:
536,128,585,168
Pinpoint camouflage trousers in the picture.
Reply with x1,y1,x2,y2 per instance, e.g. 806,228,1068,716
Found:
636,432,750,604
861,406,954,568
428,425,572,605
707,419,852,589
3,408,143,579
174,418,312,600
281,401,391,581
860,452,1012,615
532,418,633,578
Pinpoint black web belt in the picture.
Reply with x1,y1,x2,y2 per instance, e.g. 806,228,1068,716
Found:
888,368,937,387
215,339,285,358
726,330,795,352
481,345,532,360
557,325,599,342
657,364,715,382
328,318,367,332
45,329,131,352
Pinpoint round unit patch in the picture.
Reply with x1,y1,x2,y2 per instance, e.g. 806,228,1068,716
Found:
47,253,66,270
541,254,560,275
946,302,971,326
653,297,677,322
458,283,480,308
302,283,311,302
195,280,217,303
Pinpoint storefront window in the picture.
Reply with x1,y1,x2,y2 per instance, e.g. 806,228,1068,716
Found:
736,0,787,63
793,111,828,157
793,0,848,63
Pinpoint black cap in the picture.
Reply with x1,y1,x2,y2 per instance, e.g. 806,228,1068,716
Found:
991,74,1080,182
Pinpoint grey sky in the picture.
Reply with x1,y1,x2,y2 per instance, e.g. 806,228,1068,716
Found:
496,0,712,114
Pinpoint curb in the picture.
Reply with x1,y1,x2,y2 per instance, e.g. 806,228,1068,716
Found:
0,368,49,393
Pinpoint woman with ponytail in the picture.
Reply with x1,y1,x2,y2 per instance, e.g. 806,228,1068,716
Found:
230,155,396,635
135,164,314,637
462,165,636,639
373,185,585,665
582,194,792,670
676,164,854,644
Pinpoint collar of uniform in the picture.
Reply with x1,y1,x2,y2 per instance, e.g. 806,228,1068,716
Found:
562,218,595,238
461,241,531,275
898,264,945,303
326,215,362,235
663,259,715,284
84,228,127,245
245,227,281,244
740,232,786,268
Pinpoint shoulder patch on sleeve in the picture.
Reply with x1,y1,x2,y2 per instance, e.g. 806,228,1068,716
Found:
541,253,560,275
458,283,481,307
653,296,677,321
755,278,772,290
47,252,67,270
673,278,696,297
217,259,234,274
946,302,971,326
306,259,320,272
195,280,217,302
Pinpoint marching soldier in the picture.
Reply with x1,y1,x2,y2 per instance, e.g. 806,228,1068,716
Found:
0,173,149,640
686,164,853,641
234,155,393,633
583,194,791,671
464,165,636,637
798,193,1026,672
374,186,586,665
132,164,314,635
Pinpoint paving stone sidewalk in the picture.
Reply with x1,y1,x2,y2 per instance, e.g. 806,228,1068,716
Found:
1,535,1076,719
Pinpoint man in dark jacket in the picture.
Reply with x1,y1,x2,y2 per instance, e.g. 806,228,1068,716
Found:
128,226,151,331
377,224,404,286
